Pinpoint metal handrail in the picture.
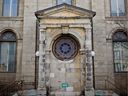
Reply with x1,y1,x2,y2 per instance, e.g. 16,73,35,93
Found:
105,76,127,95
105,79,122,95
95,75,127,95
0,80,24,96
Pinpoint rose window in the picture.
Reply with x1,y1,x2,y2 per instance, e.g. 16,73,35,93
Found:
52,35,79,60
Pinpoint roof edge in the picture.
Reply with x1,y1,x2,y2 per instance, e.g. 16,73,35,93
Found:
35,3,96,18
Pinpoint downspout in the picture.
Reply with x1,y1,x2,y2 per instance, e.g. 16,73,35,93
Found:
91,18,95,89
90,0,95,89
35,0,39,89
35,20,39,89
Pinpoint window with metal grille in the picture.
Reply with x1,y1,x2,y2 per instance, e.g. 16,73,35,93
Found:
0,31,16,72
113,31,128,72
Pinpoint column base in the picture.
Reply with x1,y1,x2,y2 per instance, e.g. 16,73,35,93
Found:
37,89,46,96
85,88,94,96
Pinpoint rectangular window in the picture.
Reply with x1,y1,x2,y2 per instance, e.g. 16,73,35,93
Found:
57,0,72,5
3,0,19,16
0,42,16,72
111,0,125,16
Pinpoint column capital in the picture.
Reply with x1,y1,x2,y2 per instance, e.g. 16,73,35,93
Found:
45,49,51,54
80,49,86,55
83,24,92,30
39,25,47,30
40,28,46,32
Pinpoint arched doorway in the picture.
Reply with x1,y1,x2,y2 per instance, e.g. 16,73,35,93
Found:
48,34,84,95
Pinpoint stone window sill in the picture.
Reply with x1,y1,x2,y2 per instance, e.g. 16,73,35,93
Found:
105,16,127,21
0,17,23,21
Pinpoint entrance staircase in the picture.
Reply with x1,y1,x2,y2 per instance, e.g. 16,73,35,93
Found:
0,75,127,96
0,80,24,96
95,75,127,96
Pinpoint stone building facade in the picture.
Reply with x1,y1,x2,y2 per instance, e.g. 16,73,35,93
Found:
0,0,127,96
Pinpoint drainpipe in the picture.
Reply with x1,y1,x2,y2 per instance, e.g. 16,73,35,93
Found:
35,20,40,89
91,18,95,89
35,0,39,89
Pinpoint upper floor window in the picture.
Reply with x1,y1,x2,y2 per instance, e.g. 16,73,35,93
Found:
3,0,19,17
0,31,16,72
57,0,72,5
113,31,128,72
110,0,125,16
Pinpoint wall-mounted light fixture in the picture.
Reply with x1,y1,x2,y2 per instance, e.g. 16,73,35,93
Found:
91,51,95,57
35,51,39,56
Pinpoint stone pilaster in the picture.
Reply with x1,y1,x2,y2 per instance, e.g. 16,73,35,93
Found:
85,27,94,96
38,28,46,92
45,49,51,87
80,49,86,92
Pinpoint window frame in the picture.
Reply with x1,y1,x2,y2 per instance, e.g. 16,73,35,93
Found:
112,30,128,73
110,0,126,17
56,0,74,5
2,0,20,17
0,31,17,73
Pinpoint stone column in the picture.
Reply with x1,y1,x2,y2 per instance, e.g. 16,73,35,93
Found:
85,27,94,96
38,28,46,93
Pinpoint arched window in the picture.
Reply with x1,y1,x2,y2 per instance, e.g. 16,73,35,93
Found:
113,31,128,72
0,31,16,72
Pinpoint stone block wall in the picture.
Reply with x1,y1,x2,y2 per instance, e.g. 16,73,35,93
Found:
0,0,127,93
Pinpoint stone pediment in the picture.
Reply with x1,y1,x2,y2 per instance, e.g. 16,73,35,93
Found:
35,3,96,19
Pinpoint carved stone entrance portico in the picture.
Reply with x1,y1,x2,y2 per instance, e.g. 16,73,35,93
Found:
35,3,96,96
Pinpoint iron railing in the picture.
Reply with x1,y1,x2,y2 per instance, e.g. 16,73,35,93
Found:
0,75,127,96
0,75,36,96
0,80,24,96
95,75,127,96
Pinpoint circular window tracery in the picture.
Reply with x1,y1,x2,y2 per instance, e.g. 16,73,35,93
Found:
52,35,79,61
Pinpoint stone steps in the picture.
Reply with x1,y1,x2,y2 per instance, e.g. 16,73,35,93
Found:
95,90,119,96
13,89,120,96
51,92,80,96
